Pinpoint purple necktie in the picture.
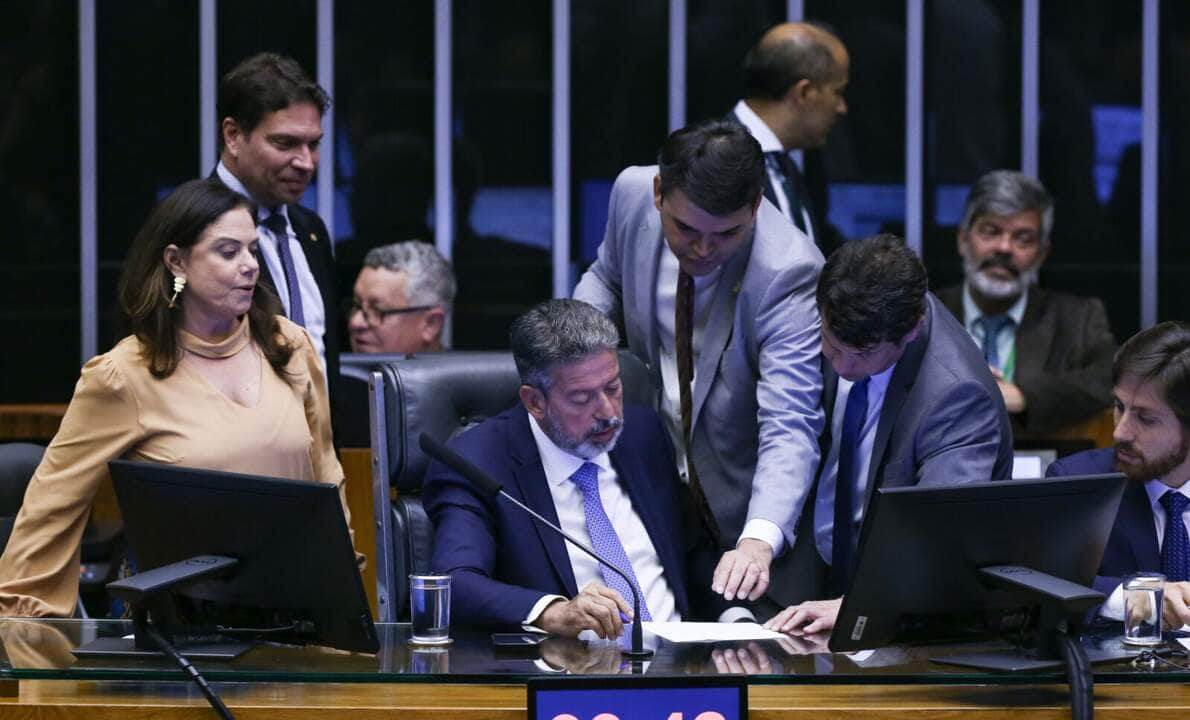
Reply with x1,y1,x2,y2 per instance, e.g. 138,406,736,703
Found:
261,212,305,328
569,462,652,621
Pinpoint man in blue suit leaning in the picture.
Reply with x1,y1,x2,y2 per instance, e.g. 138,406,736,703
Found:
1047,321,1190,630
423,299,744,638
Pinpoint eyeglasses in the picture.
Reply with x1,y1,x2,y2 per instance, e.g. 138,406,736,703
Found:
343,299,436,326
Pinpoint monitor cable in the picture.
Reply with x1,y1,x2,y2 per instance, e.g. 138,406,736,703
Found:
144,623,236,720
1057,630,1093,720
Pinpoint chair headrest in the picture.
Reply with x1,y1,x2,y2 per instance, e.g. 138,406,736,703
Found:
377,350,655,493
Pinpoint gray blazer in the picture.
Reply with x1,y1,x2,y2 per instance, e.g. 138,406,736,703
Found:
574,165,825,553
777,294,1015,605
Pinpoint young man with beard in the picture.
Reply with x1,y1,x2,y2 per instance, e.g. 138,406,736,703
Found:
422,299,743,637
1046,322,1190,629
938,170,1117,435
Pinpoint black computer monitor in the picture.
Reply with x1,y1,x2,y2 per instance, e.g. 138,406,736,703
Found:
829,473,1126,667
74,460,378,659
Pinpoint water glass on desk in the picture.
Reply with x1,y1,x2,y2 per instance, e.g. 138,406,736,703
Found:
1123,572,1165,646
409,574,452,645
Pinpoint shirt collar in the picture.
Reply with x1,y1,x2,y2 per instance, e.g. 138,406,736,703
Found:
1145,477,1190,508
961,281,1028,330
732,100,784,153
527,412,612,487
216,161,286,221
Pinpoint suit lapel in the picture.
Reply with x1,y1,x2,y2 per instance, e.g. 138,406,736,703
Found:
864,302,932,505
1121,482,1161,571
610,445,686,611
508,412,579,596
690,239,750,428
641,219,664,378
286,205,330,297
817,363,840,483
1013,288,1050,382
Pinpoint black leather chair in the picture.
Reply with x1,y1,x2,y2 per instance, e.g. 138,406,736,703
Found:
367,350,655,621
0,442,44,555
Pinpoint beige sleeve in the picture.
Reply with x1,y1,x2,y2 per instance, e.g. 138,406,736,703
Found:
0,354,141,617
294,327,363,568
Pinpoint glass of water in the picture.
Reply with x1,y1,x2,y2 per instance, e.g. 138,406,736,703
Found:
409,574,452,645
1123,572,1165,646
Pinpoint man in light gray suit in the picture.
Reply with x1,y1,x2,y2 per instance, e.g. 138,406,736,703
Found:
764,235,1014,636
574,120,825,610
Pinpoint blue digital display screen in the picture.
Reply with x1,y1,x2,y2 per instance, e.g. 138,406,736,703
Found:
529,678,746,720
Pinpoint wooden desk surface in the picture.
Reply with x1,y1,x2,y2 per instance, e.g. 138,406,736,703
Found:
2,678,1189,719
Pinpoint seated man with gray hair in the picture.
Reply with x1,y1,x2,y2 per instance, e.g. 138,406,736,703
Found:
346,241,456,354
423,299,744,637
938,170,1118,435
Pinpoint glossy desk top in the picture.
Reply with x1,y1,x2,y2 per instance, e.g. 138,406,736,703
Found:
1,619,1187,685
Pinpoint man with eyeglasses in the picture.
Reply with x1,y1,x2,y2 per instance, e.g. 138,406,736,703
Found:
346,241,456,354
938,170,1118,435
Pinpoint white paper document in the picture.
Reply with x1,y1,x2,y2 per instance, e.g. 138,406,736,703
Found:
642,621,787,643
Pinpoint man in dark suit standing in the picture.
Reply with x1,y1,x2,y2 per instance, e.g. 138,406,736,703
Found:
729,22,849,254
1046,322,1190,630
938,170,1117,435
423,299,743,636
764,235,1014,633
214,53,342,421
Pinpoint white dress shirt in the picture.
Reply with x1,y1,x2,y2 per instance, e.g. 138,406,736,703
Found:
732,100,815,244
654,246,785,556
523,415,679,626
814,363,898,565
1100,480,1190,620
961,283,1027,380
216,162,328,374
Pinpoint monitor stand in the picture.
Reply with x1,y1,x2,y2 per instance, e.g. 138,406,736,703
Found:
932,641,1136,672
73,634,251,661
929,565,1133,672
72,555,249,661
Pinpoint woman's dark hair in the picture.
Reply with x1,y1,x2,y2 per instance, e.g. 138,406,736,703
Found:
117,178,294,378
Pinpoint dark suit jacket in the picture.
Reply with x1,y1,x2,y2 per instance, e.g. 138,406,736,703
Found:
210,171,343,436
938,285,1116,435
1047,448,1157,597
776,293,1015,605
422,404,731,630
726,108,840,257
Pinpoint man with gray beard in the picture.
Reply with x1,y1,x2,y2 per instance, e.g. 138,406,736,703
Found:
423,299,744,637
938,170,1118,434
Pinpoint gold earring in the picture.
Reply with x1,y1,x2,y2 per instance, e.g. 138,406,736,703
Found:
168,275,186,308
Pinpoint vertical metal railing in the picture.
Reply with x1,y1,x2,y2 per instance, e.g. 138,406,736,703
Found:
905,0,925,254
79,0,97,363
552,0,571,298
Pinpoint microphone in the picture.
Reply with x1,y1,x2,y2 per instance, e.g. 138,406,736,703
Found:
419,432,654,660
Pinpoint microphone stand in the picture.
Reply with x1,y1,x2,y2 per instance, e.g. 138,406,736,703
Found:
419,433,653,660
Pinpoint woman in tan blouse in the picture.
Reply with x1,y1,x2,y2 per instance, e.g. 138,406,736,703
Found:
0,178,354,617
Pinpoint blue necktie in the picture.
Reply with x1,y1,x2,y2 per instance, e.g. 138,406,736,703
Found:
569,462,652,621
261,211,305,328
1160,491,1190,582
975,315,1013,370
831,377,869,594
